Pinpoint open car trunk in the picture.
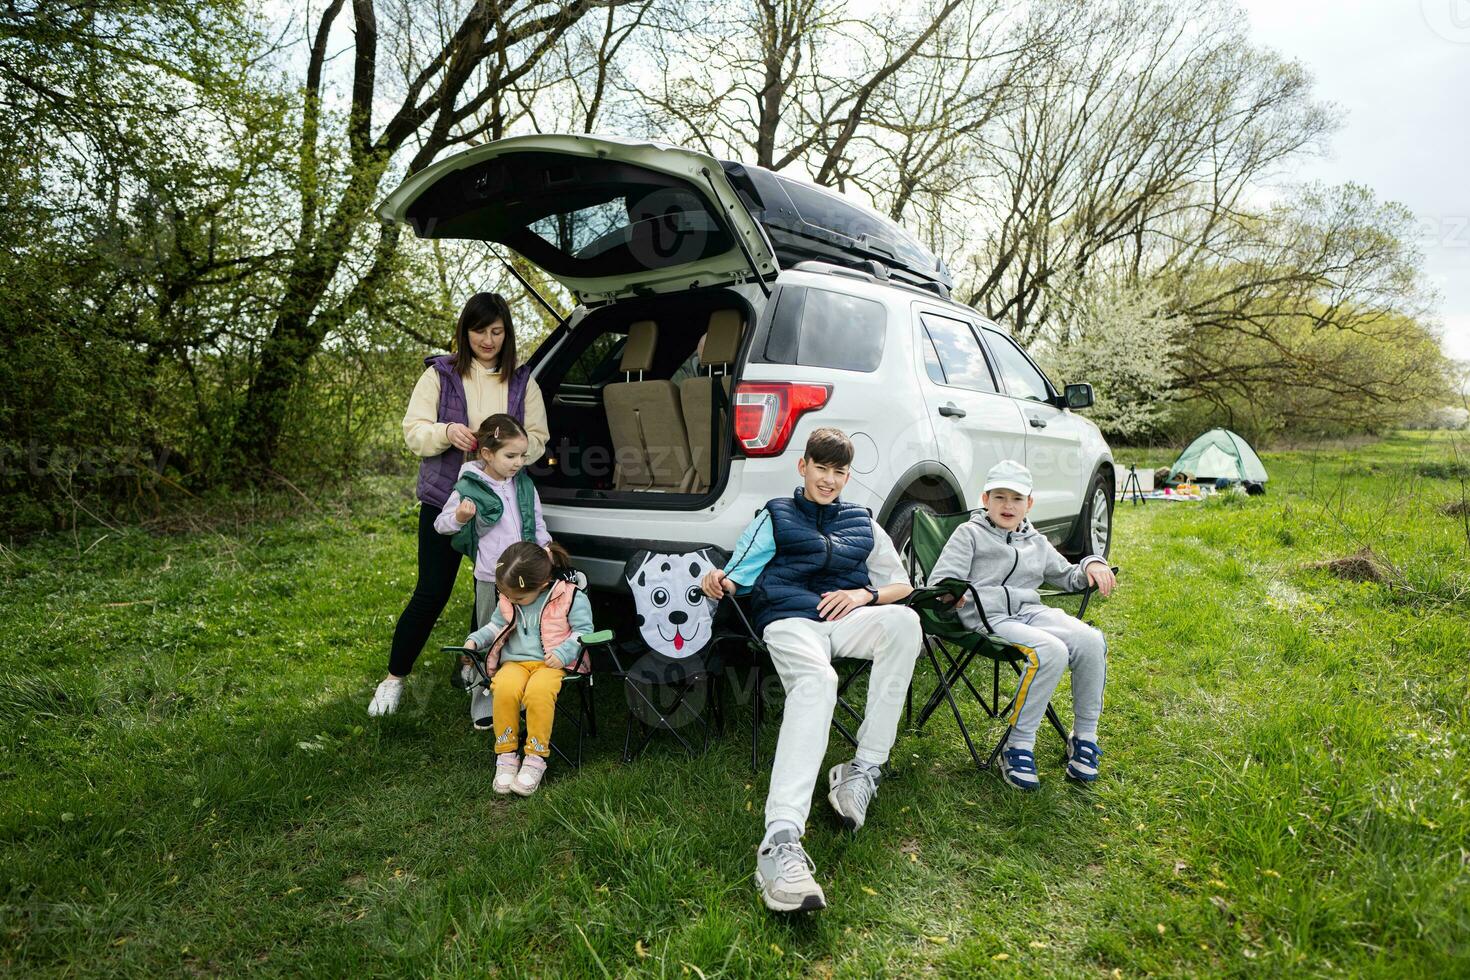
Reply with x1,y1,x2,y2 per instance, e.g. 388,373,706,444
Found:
528,288,758,509
375,135,783,508
376,134,776,305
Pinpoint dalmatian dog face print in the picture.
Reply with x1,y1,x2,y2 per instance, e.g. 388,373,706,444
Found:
624,547,726,658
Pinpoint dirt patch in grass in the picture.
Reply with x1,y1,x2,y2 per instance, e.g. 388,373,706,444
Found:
1309,547,1390,584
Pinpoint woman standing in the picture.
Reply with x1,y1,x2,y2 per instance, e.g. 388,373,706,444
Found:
368,293,550,716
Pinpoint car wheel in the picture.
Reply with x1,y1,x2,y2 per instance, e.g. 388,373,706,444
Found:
885,498,938,585
1083,475,1113,558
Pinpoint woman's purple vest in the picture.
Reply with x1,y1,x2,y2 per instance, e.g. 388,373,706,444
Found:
415,355,529,509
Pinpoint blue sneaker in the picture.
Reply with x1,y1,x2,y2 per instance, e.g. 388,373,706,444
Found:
1065,733,1102,782
999,745,1040,791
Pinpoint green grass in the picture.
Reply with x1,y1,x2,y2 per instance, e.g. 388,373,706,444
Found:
3,432,1468,976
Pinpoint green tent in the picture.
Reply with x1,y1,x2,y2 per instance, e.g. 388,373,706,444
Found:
1168,428,1268,484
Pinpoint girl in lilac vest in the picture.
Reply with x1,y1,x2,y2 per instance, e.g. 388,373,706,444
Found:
434,412,552,728
369,294,551,718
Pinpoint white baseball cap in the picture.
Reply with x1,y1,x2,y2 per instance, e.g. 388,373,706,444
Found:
983,459,1033,496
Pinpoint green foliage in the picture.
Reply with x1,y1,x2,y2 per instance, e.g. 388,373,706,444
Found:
1,435,1467,974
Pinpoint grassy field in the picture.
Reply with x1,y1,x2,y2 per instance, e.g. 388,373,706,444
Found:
2,431,1467,977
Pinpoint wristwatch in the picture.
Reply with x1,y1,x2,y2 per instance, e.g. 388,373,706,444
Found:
862,585,880,605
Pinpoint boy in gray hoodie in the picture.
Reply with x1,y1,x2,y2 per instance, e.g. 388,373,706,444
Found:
928,460,1117,789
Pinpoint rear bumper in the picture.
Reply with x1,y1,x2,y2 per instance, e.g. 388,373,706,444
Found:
542,461,771,589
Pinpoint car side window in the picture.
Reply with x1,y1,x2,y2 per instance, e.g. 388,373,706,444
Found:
982,328,1053,402
920,313,997,392
919,329,946,386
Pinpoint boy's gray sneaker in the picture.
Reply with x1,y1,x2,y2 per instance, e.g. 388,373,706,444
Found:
470,685,493,730
755,830,826,912
827,762,878,832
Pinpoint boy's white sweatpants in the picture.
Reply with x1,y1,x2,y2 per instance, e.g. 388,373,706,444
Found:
988,605,1107,745
762,604,922,833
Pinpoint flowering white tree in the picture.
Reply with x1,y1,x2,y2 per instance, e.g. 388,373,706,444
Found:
1039,284,1183,440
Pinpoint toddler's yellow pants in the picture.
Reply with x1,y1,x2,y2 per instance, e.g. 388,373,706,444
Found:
491,661,565,757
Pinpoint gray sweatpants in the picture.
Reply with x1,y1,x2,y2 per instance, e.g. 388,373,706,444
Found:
989,605,1107,747
469,580,499,728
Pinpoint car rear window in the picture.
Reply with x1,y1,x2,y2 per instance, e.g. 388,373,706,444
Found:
752,285,886,372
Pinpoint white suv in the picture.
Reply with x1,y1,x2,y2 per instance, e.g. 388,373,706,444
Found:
379,134,1114,588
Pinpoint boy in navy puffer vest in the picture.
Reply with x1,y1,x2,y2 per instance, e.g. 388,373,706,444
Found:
702,428,921,914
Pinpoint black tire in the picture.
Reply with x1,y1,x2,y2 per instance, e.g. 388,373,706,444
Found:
1070,472,1113,559
884,498,938,585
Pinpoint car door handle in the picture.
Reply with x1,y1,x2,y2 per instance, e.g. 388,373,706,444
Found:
1028,415,1047,429
938,403,966,418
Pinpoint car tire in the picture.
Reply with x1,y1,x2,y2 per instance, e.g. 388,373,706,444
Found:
884,498,938,585
1074,472,1113,559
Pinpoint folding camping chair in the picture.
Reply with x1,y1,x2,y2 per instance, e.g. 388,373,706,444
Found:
443,627,611,770
904,509,1116,773
605,547,733,762
720,593,902,772
601,638,728,763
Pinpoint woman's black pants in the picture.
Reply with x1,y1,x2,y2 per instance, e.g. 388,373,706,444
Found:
388,504,475,677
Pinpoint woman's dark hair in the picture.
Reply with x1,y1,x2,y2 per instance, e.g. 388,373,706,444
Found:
468,413,528,462
452,292,516,382
495,540,574,594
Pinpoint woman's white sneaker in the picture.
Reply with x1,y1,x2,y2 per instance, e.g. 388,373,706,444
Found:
367,677,404,717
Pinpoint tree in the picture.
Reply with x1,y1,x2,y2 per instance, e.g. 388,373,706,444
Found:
226,0,635,473
1038,283,1184,439
633,0,976,182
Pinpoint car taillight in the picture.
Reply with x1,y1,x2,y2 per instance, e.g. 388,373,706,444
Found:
733,382,832,457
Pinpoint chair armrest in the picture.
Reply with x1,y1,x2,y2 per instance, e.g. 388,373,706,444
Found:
1040,565,1121,598
902,578,969,608
441,645,490,685
1040,566,1120,619
574,629,626,672
720,593,765,648
903,578,995,633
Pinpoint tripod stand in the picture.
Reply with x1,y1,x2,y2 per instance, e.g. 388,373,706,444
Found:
1121,463,1145,505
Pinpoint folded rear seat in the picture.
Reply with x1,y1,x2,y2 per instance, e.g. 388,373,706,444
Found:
602,320,697,492
680,309,745,493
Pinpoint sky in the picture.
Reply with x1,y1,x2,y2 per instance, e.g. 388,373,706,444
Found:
1239,0,1470,364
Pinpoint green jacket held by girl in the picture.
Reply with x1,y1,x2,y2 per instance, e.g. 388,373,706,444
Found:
448,469,539,565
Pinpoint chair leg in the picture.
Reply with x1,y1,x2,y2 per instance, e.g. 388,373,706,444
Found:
1000,658,1069,748
985,724,1010,770
622,712,636,764
921,641,985,771
917,638,975,726
751,661,763,772
917,641,982,729
621,676,706,763
1045,703,1068,747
